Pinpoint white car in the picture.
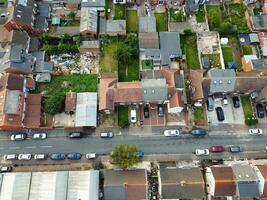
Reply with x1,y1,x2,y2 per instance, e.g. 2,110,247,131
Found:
18,154,32,160
164,130,180,137
34,154,47,160
249,129,263,135
130,107,137,123
222,97,228,106
86,153,96,159
33,133,47,140
10,133,26,141
195,149,210,156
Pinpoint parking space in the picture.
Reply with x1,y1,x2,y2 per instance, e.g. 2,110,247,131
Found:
141,104,165,126
207,96,245,125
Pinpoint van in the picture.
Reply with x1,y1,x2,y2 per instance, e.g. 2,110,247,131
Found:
3,154,18,160
207,96,214,111
191,129,207,137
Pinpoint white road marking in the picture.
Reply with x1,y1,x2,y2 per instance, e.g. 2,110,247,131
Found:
8,147,20,150
24,146,36,149
40,145,52,148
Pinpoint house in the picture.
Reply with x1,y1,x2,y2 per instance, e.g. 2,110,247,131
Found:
159,167,205,199
80,7,98,35
79,40,100,55
0,73,41,130
139,16,157,33
159,32,182,66
75,92,97,127
142,79,168,103
189,70,205,105
65,92,77,114
242,55,266,72
251,15,267,31
81,0,105,10
185,0,207,15
259,32,267,57
205,166,236,198
254,165,267,199
139,32,159,49
31,51,54,73
232,165,260,199
106,20,126,36
103,169,148,200
140,49,161,69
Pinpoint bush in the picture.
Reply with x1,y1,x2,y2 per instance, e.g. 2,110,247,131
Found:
118,106,129,128
44,91,65,115
245,114,258,125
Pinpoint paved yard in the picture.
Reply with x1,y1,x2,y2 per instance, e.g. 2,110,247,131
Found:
207,96,244,125
141,104,165,126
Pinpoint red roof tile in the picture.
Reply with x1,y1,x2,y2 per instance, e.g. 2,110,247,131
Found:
24,94,41,129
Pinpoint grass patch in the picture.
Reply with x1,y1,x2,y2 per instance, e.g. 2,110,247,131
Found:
114,4,126,20
142,60,153,70
155,12,167,32
222,47,234,66
181,34,200,69
37,74,97,115
207,5,222,30
118,106,129,128
100,42,119,73
119,59,139,82
169,8,186,22
126,10,138,33
202,54,221,68
241,45,253,55
196,5,205,23
193,107,206,126
61,20,80,27
241,96,258,125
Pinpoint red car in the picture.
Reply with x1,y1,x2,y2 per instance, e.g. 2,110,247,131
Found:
209,146,225,153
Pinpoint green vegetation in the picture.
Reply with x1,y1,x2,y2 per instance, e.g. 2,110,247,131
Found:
126,10,138,33
203,54,221,68
142,60,153,70
40,33,79,54
241,45,253,55
241,96,258,125
118,106,129,128
37,74,97,115
114,4,126,19
61,20,80,27
253,7,262,15
155,12,167,32
169,8,186,22
0,0,7,4
196,5,205,23
111,144,139,169
222,47,234,66
100,39,119,73
181,33,200,69
207,4,248,34
193,107,206,126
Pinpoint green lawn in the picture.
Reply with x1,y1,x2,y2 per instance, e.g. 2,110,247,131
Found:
193,107,206,126
118,106,129,128
155,12,167,32
37,74,97,115
114,4,126,20
126,10,138,33
206,5,222,30
222,47,234,66
0,0,7,3
181,34,200,69
119,59,139,82
196,5,205,23
169,8,186,22
100,42,119,73
241,45,253,55
203,54,221,68
241,96,258,125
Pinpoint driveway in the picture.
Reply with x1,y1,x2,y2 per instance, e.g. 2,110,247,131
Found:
142,104,165,126
207,96,245,125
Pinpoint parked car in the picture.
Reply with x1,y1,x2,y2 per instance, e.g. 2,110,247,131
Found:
33,133,47,140
249,128,263,135
34,154,48,160
138,150,144,159
50,153,66,160
100,131,113,138
158,104,164,117
216,107,225,121
222,96,228,106
69,132,83,139
209,146,225,153
10,133,26,141
67,153,82,160
3,154,17,160
191,128,207,137
86,153,96,159
18,154,32,160
229,146,241,153
207,96,214,111
0,166,12,173
232,96,240,108
130,106,137,123
195,149,209,156
144,105,149,118
256,104,265,118
163,129,180,137
250,91,259,100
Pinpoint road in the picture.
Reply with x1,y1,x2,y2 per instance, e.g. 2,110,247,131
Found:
1,132,267,164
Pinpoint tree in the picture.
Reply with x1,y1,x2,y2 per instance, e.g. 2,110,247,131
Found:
219,22,237,35
111,144,140,169
44,91,65,115
183,29,194,36
68,12,76,20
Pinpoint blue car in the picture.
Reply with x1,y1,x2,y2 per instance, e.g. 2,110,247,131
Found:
67,153,82,160
138,150,144,159
256,104,265,118
50,153,66,160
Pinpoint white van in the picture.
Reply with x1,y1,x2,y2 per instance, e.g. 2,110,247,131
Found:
34,154,48,160
3,154,18,160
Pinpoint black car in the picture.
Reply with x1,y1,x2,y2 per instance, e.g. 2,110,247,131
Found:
191,128,207,137
232,96,240,108
158,104,164,117
69,132,83,139
144,105,149,118
216,107,225,121
256,104,265,118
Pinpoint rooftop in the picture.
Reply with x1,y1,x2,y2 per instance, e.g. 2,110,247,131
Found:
139,16,156,33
